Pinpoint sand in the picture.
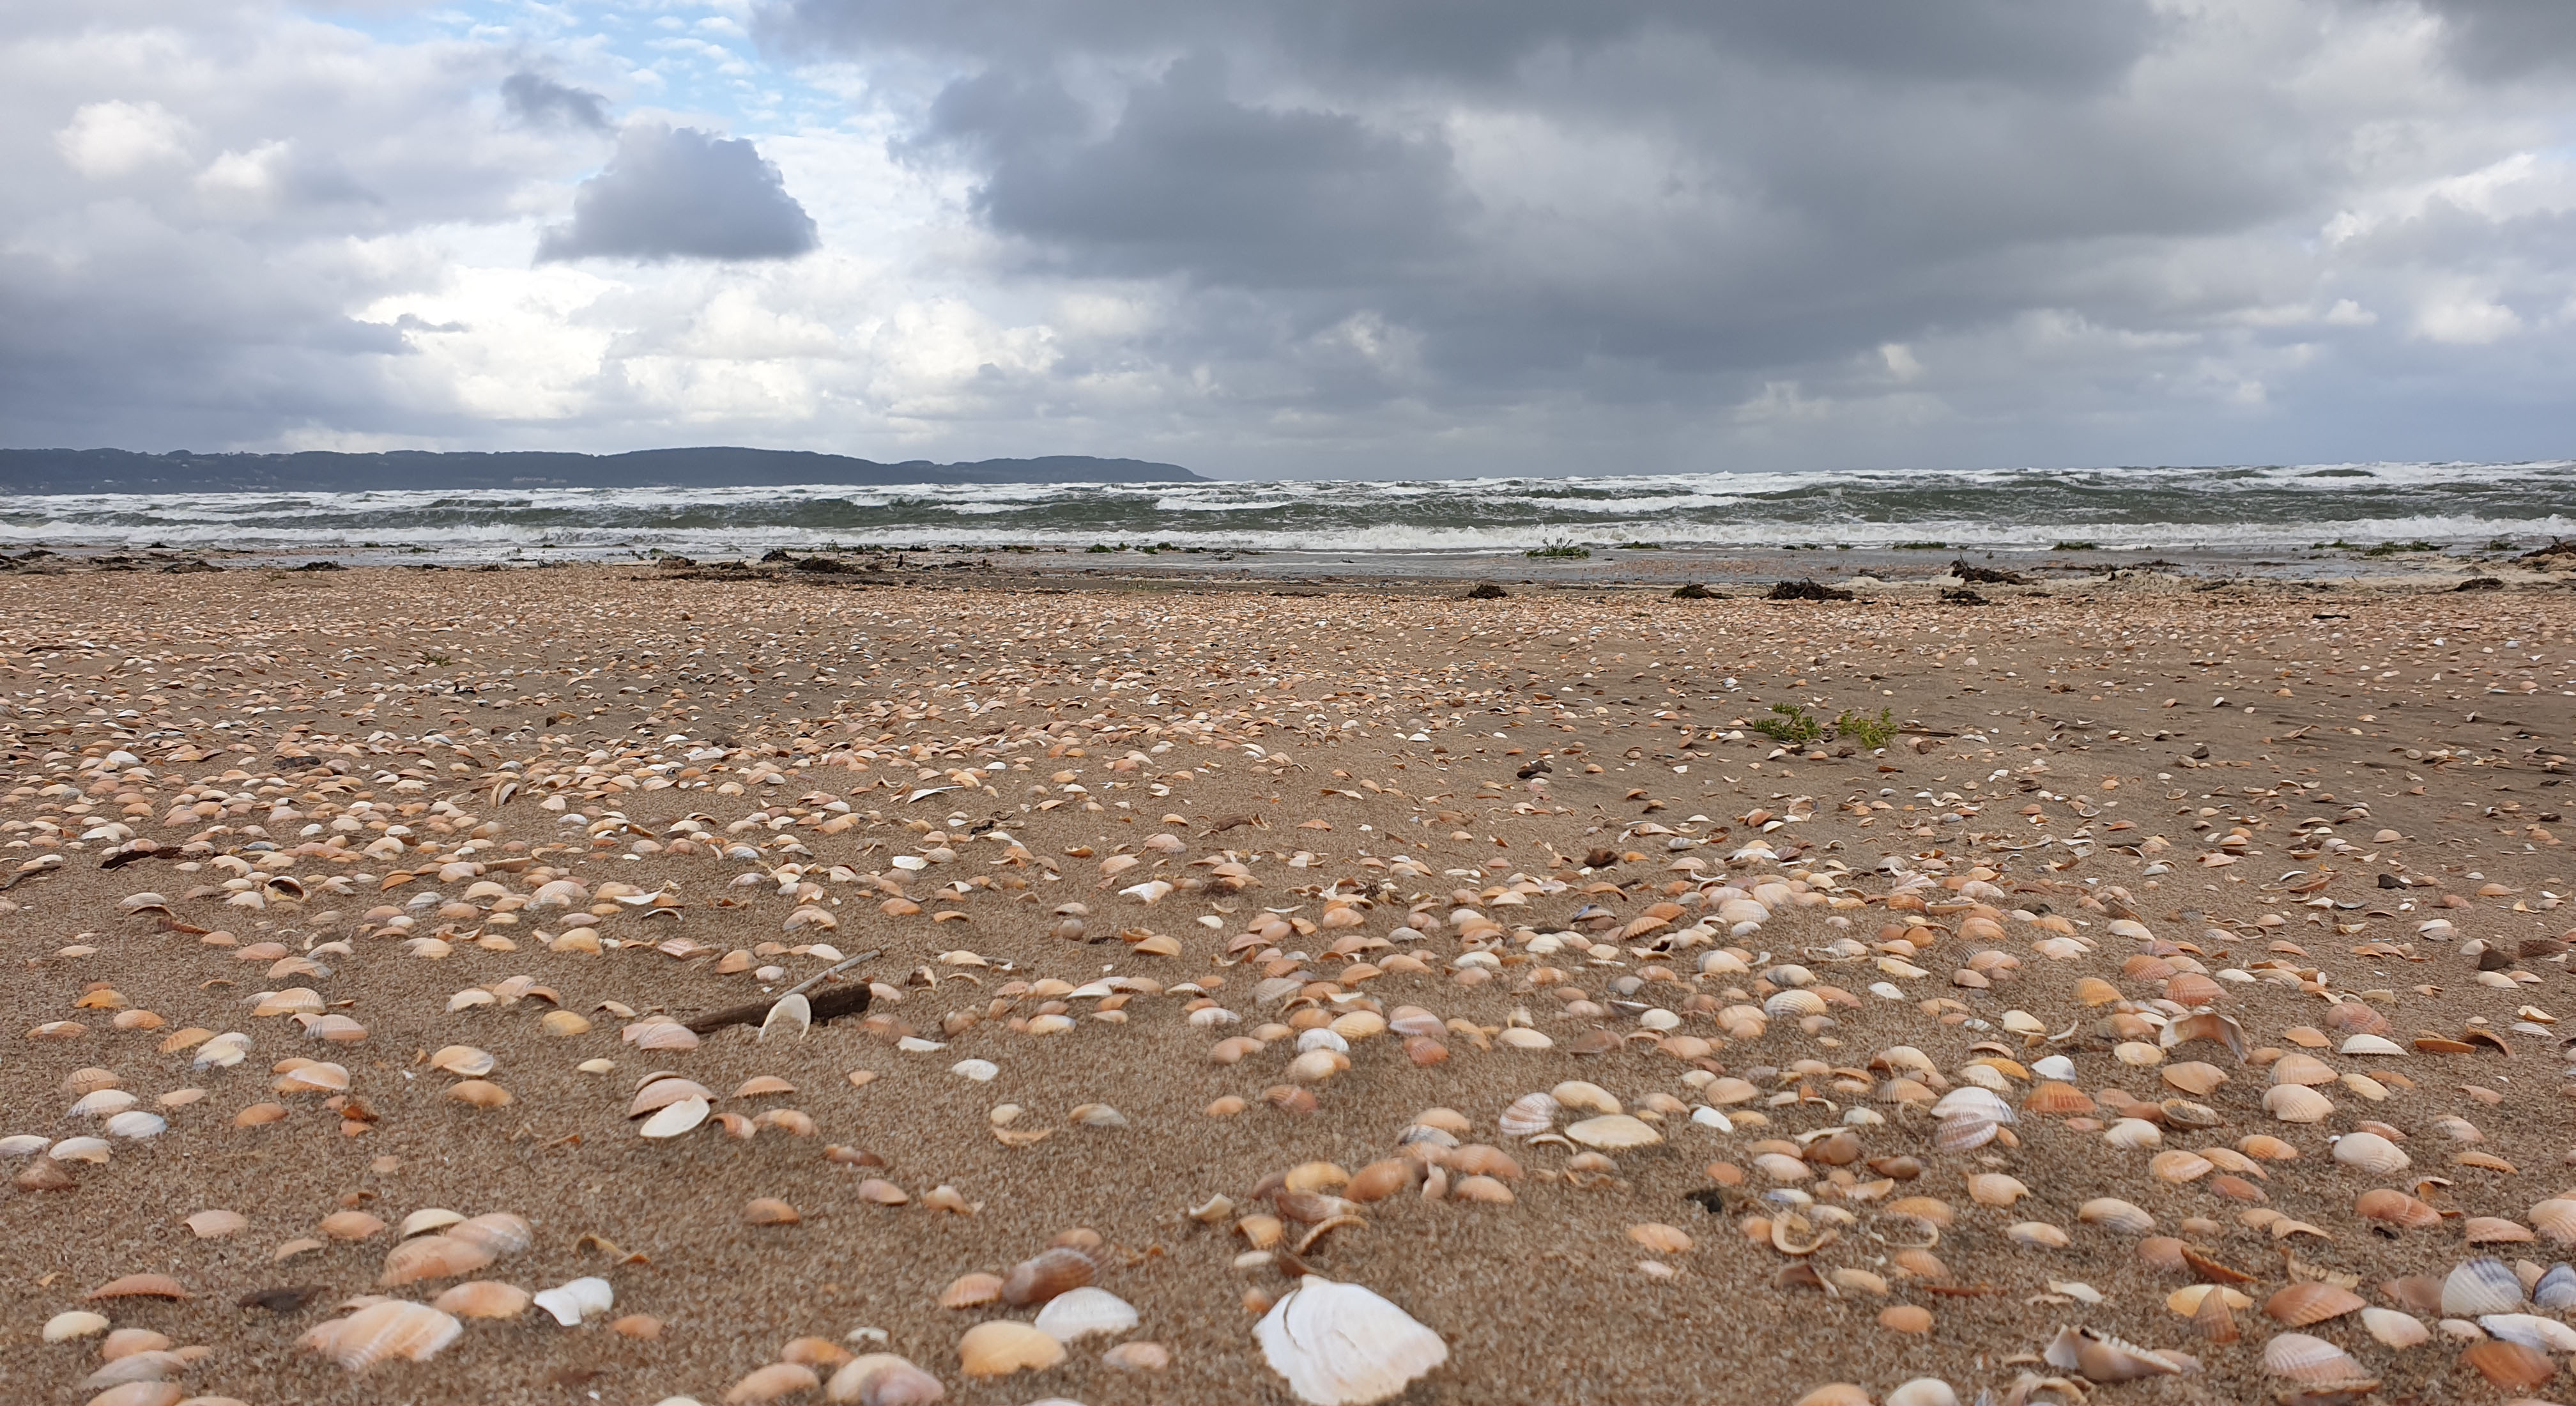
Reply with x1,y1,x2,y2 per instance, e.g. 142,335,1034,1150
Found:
4,559,2574,1406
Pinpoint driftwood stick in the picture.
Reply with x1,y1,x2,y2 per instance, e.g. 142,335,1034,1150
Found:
684,948,881,1035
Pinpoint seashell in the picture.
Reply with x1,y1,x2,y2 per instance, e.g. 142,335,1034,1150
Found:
1032,1286,1139,1342
2460,1338,2556,1391
46,1309,112,1341
1002,1247,1096,1306
744,1197,801,1226
2079,1198,2155,1235
2331,1131,2408,1176
2238,1134,2299,1161
72,1088,139,1117
186,1209,249,1239
53,1136,112,1162
2149,1152,2212,1184
2480,1311,2576,1352
758,993,811,1043
1255,1276,1448,1406
1498,1093,1558,1138
1930,1087,2014,1124
725,1364,822,1404
1765,989,1826,1019
2262,1085,2333,1123
2265,1282,2365,1326
1968,1174,2028,1207
2530,1200,2576,1244
1496,1028,1552,1050
2022,1082,2096,1115
449,1212,532,1255
2442,1257,2526,1316
321,1210,386,1240
1550,1080,1620,1115
2161,1062,2228,1097
300,1300,463,1371
533,1276,613,1326
2356,1189,2441,1228
2008,1222,2071,1249
1452,1174,1515,1204
378,1234,493,1286
2339,1032,2404,1056
940,1274,1004,1309
826,1353,947,1406
1348,1161,1418,1201
2361,1306,2430,1348
1883,1380,1959,1406
433,1281,532,1318
2464,1216,2533,1244
2043,1326,2180,1384
1565,1115,1661,1150
2261,1331,2362,1382
1793,1388,1869,1406
1878,1304,1931,1333
2102,1118,2163,1150
87,1274,190,1301
1102,1340,1170,1372
87,1386,184,1406
1629,1223,1693,1255
2534,1262,2576,1309
957,1321,1066,1378
401,1209,465,1240
641,1097,710,1139
2113,1041,2164,1067
2271,1053,2336,1086
2167,1284,2253,1315
1935,1115,1998,1153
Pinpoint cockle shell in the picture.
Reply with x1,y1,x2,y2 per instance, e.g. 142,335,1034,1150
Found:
185,1210,248,1239
45,1309,111,1341
957,1321,1065,1377
1498,1093,1558,1138
450,1213,532,1254
2330,1131,2408,1176
2356,1189,2441,1228
827,1353,947,1405
2478,1312,2576,1352
2260,1331,2361,1382
1968,1174,2029,1207
2534,1262,2576,1309
2264,1283,2365,1326
1883,1380,1959,1406
726,1364,822,1403
1254,1276,1448,1406
2460,1338,2556,1391
2527,1199,2576,1244
2262,1085,2333,1123
1032,1286,1138,1343
432,1281,532,1318
299,1301,462,1371
1002,1248,1096,1306
379,1235,494,1286
2442,1257,2524,1316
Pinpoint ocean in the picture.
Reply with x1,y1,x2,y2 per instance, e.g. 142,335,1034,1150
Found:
1,460,2567,564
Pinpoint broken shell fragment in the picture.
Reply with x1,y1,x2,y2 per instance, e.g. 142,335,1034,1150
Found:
1254,1276,1448,1406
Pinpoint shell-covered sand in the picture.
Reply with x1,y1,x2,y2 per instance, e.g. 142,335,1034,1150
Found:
5,561,2575,1406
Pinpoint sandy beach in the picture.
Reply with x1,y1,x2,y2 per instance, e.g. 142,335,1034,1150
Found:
7,559,2576,1406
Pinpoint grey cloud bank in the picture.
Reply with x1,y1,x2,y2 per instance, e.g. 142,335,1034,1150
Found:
0,0,2568,476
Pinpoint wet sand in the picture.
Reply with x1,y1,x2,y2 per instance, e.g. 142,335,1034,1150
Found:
6,561,2575,1406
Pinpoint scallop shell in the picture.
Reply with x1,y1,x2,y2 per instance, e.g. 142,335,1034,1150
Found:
2260,1331,2361,1382
2270,1053,2336,1086
1498,1093,1558,1138
2331,1131,2409,1176
1935,1115,1999,1153
431,1281,532,1318
939,1273,1004,1309
957,1321,1066,1378
2360,1306,2430,1349
1254,1275,1448,1406
2442,1257,2526,1316
825,1353,947,1406
1764,989,1826,1019
299,1301,462,1371
1032,1286,1139,1343
2262,1085,2333,1123
2264,1283,2365,1326
533,1276,613,1326
2149,1152,2212,1184
2078,1198,2156,1235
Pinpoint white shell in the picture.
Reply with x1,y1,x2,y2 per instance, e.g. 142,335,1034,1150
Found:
639,1096,709,1139
1032,1286,1140,1343
43,1309,111,1341
950,1059,999,1082
2442,1257,2525,1316
2337,1033,2404,1056
0,1134,48,1157
2480,1313,2576,1351
70,1089,139,1117
533,1276,614,1326
2360,1306,2430,1349
2330,1131,2409,1176
105,1111,167,1139
1255,1276,1448,1406
1884,1380,1960,1406
1498,1092,1558,1138
1929,1087,2016,1125
49,1136,110,1163
759,993,811,1042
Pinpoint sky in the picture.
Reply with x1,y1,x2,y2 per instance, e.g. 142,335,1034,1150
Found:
3,0,2573,479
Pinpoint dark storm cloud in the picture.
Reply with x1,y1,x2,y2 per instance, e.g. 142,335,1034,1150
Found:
2416,0,2576,74
913,55,1464,287
501,72,612,132
536,122,819,263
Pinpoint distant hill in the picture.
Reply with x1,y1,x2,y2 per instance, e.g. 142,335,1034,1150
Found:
0,447,1204,493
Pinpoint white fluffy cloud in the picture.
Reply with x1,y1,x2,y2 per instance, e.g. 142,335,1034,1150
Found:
1,0,2572,474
